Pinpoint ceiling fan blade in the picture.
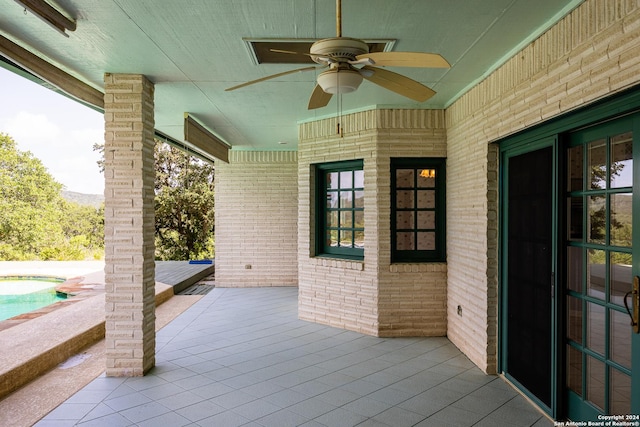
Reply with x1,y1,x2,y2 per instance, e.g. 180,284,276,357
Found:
308,84,333,110
225,66,317,91
356,52,450,68
361,66,436,102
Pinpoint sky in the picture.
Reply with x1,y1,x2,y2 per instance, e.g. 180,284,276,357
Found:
0,66,104,195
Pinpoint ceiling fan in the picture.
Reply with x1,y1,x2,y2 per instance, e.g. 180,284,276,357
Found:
225,0,450,110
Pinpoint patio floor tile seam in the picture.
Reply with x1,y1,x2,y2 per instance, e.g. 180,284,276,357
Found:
34,287,552,427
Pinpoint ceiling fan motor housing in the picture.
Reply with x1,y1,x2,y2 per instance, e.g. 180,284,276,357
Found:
310,37,369,63
312,37,369,94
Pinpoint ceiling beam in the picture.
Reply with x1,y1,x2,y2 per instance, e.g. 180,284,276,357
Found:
14,0,76,36
184,113,230,163
0,34,104,109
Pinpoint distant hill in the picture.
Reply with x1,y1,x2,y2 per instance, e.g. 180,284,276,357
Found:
62,190,104,208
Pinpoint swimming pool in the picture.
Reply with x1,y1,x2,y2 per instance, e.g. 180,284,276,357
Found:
0,276,67,321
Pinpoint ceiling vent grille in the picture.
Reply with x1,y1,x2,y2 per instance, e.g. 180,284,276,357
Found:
243,38,395,65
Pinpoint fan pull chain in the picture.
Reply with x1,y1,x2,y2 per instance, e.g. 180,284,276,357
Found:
336,94,343,148
336,72,343,137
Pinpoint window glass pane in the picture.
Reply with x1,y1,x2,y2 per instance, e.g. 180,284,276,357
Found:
354,210,364,228
610,368,632,415
587,249,606,299
327,172,339,189
587,302,605,355
353,169,364,188
567,295,582,344
567,345,582,396
417,169,436,188
588,195,606,244
610,309,631,369
326,191,338,208
567,197,583,241
354,231,364,248
417,190,435,209
354,191,364,208
327,211,338,228
567,246,583,293
339,230,353,248
588,139,607,190
610,251,632,306
396,211,414,230
396,169,414,187
417,232,436,250
611,193,632,247
586,356,605,410
568,145,583,192
610,132,633,188
327,230,338,247
354,169,364,188
396,232,414,250
340,211,353,228
396,190,414,209
417,211,435,229
340,191,353,208
340,171,352,188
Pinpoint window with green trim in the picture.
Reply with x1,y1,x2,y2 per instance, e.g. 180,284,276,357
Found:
391,158,446,262
316,160,364,259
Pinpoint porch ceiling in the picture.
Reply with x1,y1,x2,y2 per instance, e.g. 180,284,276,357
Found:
0,0,583,153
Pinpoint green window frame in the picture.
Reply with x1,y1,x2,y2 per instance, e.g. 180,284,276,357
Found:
316,160,364,259
391,158,446,263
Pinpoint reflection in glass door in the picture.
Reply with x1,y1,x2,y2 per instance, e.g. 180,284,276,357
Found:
565,118,636,420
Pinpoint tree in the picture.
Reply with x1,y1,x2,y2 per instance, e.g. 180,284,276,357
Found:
94,140,215,260
0,133,103,260
154,143,215,260
58,201,105,258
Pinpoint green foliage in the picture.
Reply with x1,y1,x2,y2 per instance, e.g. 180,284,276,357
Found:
2,132,213,261
154,143,215,260
0,133,104,260
94,140,215,261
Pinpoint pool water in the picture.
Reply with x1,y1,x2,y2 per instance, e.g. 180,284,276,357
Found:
0,278,67,321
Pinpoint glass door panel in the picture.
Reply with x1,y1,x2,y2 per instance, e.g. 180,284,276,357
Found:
565,117,638,420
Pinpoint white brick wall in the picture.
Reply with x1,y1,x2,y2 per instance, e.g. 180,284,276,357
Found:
299,110,448,336
215,151,298,287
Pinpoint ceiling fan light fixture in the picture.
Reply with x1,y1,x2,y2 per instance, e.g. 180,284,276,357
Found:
317,69,363,94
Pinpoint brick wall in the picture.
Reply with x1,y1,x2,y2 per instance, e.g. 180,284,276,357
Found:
298,116,379,335
445,0,640,373
299,110,448,336
103,73,156,376
215,151,298,287
376,111,448,337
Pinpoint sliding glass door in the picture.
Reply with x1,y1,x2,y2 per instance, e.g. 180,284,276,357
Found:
564,116,640,420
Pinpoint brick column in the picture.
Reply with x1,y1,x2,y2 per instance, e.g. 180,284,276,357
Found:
103,73,156,376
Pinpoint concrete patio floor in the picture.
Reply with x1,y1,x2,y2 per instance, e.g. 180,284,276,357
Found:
34,287,552,427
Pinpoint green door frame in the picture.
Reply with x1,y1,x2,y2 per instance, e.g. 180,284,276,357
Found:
498,85,640,420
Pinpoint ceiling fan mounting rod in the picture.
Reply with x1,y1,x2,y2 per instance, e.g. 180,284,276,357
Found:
336,0,342,37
